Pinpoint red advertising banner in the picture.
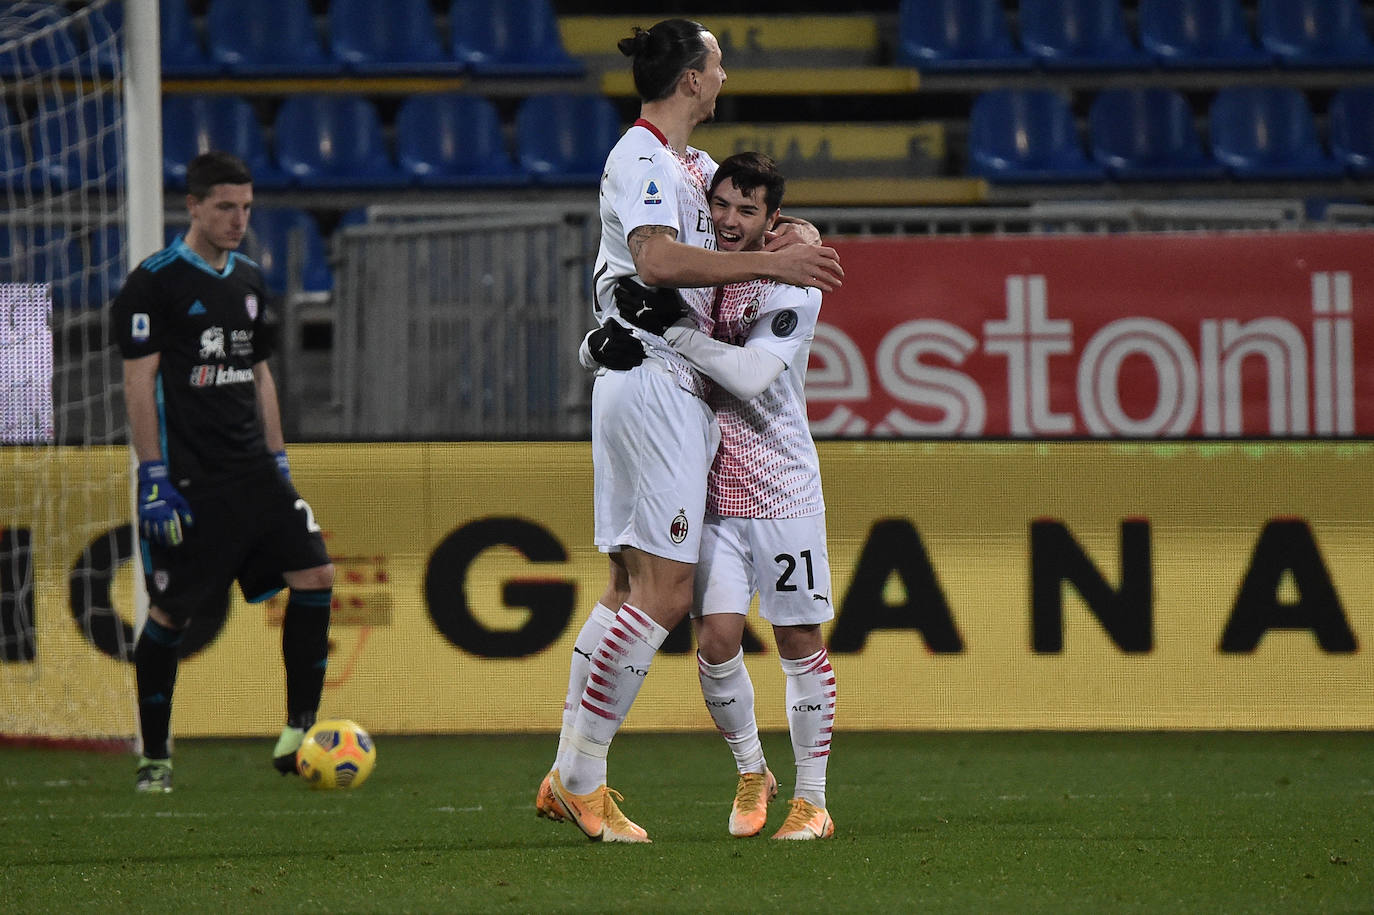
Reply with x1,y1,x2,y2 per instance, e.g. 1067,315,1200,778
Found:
809,232,1374,438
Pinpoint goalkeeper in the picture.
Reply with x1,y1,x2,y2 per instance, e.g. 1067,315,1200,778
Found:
110,151,334,793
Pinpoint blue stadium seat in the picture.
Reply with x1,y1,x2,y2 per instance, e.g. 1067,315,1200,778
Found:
0,2,80,77
1089,88,1226,181
159,0,219,76
32,94,122,192
64,225,125,309
1138,0,1270,68
515,93,622,186
162,96,289,190
1258,0,1374,68
329,0,456,74
79,1,123,77
246,208,333,294
896,0,1032,71
272,95,407,188
1329,87,1374,177
968,88,1105,182
451,0,584,77
1018,0,1151,69
396,94,527,187
206,0,339,76
1208,87,1344,179
1,102,27,193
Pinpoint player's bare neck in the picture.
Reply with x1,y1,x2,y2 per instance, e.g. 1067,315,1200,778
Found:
184,231,230,271
638,100,693,156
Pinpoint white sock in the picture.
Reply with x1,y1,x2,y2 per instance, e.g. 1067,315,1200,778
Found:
556,603,617,760
781,647,835,809
557,604,668,794
698,649,765,774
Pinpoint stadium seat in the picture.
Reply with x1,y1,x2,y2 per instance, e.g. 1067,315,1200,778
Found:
1329,87,1374,177
0,2,81,77
206,0,339,76
1,102,27,193
451,0,584,77
272,95,407,188
246,208,333,294
79,0,123,77
396,94,527,187
896,0,1032,71
159,0,219,76
1258,0,1374,68
162,96,288,190
1138,0,1270,68
1089,88,1226,181
968,88,1105,182
1208,87,1345,180
65,225,125,309
515,93,622,186
31,94,122,192
329,0,456,74
1018,0,1151,69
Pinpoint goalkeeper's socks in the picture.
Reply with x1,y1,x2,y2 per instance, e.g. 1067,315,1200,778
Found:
782,648,835,810
282,588,331,725
698,649,766,774
558,603,667,795
134,616,183,760
558,602,617,758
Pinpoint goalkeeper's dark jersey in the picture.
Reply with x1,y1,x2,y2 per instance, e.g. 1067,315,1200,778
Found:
111,237,277,491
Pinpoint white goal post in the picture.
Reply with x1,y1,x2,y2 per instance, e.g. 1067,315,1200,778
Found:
1,0,161,743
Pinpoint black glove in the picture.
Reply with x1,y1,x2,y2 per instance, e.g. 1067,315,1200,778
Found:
587,320,645,370
613,277,688,336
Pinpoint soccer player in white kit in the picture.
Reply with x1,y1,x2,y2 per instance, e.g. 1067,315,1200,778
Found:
589,153,837,840
537,20,843,844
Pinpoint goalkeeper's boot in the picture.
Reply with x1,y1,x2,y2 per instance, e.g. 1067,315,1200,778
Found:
535,772,566,821
771,798,834,840
135,757,173,794
272,726,306,775
548,770,650,843
728,768,777,837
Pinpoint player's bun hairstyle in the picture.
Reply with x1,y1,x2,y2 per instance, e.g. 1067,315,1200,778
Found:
709,151,786,215
185,150,253,199
617,19,711,103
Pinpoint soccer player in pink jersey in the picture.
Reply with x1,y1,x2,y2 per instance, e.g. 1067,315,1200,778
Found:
536,20,842,844
584,152,837,841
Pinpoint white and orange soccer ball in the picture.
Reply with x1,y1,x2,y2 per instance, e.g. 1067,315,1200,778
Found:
296,719,376,789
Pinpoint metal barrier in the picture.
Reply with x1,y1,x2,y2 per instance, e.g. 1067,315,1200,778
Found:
306,199,1358,440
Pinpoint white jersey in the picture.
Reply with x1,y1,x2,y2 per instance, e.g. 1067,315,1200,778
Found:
706,279,825,519
593,120,719,398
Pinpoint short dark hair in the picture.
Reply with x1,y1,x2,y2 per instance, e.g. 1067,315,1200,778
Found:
709,152,785,215
185,150,252,199
617,19,711,103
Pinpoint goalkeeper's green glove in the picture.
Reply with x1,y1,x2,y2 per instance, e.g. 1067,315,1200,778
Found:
137,461,194,547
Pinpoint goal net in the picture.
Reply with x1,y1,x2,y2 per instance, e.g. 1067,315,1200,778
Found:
1,0,139,743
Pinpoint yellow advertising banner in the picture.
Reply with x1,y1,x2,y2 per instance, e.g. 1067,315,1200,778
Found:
3,442,1372,738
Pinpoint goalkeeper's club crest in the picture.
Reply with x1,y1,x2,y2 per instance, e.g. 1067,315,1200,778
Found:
244,294,258,321
153,570,170,592
669,510,689,544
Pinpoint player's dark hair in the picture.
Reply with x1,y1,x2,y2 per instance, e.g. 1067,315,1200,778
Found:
617,19,711,103
709,152,785,215
185,150,252,199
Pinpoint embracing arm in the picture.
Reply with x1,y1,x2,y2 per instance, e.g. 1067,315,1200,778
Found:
630,226,843,292
662,322,786,400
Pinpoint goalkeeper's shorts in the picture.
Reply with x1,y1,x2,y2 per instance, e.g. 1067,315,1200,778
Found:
591,363,718,563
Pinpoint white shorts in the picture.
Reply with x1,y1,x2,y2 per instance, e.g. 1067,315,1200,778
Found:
592,364,719,562
692,513,834,627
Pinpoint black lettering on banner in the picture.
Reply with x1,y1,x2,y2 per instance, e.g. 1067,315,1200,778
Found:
68,527,138,661
1031,520,1152,653
1,527,36,661
829,519,963,653
1218,520,1356,653
425,518,576,658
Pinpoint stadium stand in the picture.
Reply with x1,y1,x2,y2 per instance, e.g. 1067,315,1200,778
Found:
1017,0,1152,70
515,92,621,185
1089,87,1226,181
206,0,340,76
328,0,457,74
1258,0,1374,68
396,93,528,187
32,94,122,192
162,95,289,190
246,208,334,295
1328,86,1374,176
1138,0,1271,69
1208,86,1345,180
450,0,584,77
968,88,1105,182
157,0,218,76
272,95,408,188
895,0,1032,71
0,1,80,77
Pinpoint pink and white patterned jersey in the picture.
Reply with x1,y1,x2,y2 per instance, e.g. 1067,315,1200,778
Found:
593,121,718,398
706,278,825,519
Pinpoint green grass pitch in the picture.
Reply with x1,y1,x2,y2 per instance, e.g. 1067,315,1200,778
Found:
1,731,1370,913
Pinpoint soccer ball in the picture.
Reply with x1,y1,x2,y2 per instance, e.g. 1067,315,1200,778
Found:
296,719,376,789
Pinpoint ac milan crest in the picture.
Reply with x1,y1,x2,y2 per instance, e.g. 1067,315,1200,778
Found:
669,511,689,544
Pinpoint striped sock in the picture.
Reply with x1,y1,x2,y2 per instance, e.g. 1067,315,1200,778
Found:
557,602,617,760
698,649,765,774
782,647,835,809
